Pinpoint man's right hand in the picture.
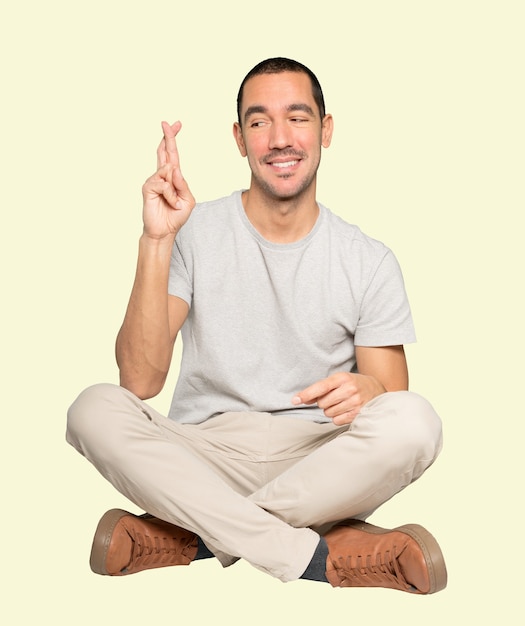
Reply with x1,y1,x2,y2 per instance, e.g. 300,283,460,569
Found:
116,121,193,399
141,121,195,239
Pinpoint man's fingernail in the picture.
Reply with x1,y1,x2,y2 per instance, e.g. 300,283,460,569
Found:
292,396,302,405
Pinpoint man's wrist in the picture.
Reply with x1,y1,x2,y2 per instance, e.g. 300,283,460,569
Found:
137,232,176,267
140,231,176,248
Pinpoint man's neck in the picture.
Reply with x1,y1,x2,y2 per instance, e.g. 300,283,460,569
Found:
241,188,319,244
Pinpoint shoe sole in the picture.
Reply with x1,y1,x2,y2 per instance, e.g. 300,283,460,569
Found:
342,520,447,594
89,508,131,575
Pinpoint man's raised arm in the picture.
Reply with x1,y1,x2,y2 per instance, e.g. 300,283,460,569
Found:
116,121,195,399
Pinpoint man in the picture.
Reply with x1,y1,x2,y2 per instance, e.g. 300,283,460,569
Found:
67,57,447,593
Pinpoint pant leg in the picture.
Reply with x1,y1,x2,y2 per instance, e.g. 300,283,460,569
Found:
66,383,319,582
250,391,443,533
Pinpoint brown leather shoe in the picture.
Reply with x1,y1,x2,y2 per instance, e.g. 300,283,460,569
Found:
324,520,447,594
89,509,198,576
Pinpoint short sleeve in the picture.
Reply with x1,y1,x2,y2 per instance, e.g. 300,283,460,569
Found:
168,239,193,306
354,249,416,347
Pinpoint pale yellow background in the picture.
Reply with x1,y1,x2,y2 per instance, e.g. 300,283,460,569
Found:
2,1,523,623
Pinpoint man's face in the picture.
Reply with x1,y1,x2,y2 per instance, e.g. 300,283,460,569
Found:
234,71,333,203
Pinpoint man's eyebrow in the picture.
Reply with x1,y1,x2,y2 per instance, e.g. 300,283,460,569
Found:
286,103,315,116
244,105,267,123
243,103,316,123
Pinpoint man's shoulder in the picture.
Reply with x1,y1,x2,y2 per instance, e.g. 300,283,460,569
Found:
192,190,241,218
177,191,241,240
321,205,389,257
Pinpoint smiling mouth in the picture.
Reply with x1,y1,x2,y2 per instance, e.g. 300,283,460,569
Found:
271,160,299,168
263,150,306,169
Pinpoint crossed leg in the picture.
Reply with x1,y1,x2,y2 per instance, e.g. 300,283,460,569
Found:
66,383,442,583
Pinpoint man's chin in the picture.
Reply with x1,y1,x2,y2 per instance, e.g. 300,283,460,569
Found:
254,177,314,203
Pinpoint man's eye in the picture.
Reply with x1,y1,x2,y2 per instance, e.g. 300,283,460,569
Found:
250,121,266,128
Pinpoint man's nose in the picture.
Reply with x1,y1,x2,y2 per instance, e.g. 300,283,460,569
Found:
269,120,293,149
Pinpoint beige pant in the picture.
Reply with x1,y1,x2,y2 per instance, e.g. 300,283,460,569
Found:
66,384,442,582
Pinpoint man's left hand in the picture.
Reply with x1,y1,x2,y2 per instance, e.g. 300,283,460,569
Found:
292,372,385,425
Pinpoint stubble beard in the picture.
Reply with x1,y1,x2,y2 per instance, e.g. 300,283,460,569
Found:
250,152,321,204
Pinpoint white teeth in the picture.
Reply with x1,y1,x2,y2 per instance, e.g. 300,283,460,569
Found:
272,160,298,168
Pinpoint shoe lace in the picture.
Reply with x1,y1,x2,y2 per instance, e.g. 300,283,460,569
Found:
335,546,412,591
131,529,195,566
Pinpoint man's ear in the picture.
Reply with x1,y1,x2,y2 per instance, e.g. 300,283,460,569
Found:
321,114,334,148
233,122,247,157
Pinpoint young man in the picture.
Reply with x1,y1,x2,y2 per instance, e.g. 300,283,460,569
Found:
67,58,447,593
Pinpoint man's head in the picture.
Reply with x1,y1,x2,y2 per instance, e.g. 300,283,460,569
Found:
233,58,333,205
237,57,326,126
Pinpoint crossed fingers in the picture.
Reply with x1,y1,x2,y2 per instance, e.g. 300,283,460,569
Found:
157,121,182,169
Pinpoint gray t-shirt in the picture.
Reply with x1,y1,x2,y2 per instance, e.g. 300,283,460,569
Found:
167,190,415,424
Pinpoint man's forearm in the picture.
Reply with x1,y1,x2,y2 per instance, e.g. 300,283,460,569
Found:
116,233,177,399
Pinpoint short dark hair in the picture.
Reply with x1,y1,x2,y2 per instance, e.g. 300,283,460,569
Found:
236,57,326,125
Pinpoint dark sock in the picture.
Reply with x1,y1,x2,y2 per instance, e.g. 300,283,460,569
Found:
195,536,215,560
300,536,329,582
